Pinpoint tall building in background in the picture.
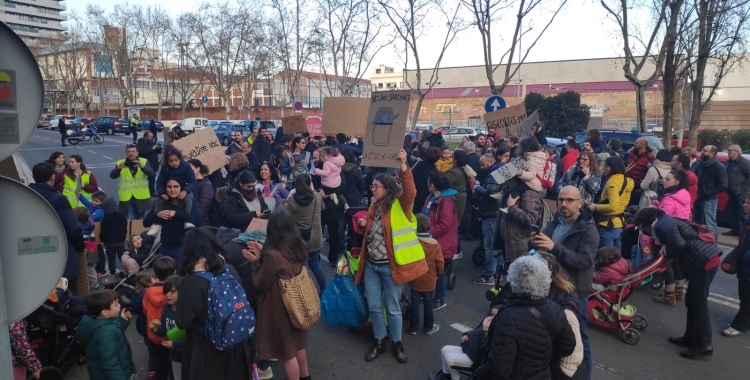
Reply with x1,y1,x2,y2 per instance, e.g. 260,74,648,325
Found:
0,0,67,42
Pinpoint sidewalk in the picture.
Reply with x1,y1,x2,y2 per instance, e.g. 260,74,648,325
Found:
717,226,739,248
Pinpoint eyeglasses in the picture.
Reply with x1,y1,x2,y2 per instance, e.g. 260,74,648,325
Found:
558,197,581,204
728,149,739,152
370,184,384,190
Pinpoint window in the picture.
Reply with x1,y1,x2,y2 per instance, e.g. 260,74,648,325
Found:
376,69,381,74
377,83,383,88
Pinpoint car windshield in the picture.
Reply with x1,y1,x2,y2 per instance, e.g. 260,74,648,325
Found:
406,132,419,141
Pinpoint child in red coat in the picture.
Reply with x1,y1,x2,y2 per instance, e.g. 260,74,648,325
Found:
592,246,630,288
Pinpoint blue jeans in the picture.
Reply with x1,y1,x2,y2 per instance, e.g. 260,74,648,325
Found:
127,200,144,220
598,227,623,251
694,199,719,243
307,250,326,292
579,296,592,379
482,219,499,279
409,290,434,332
160,244,184,268
364,262,404,341
435,258,452,303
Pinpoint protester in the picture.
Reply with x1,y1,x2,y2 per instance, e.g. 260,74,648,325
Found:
410,214,444,335
588,157,633,250
333,132,364,156
625,137,654,205
607,138,625,160
514,137,546,193
120,233,155,275
143,257,176,380
225,131,244,156
500,173,544,269
149,118,158,142
445,150,475,256
220,171,269,231
580,141,593,153
341,149,366,208
258,162,290,212
100,197,127,275
422,171,458,311
532,122,547,146
725,144,750,236
150,276,184,380
47,151,67,174
561,139,580,174
474,134,487,155
694,145,727,243
150,148,197,235
412,146,441,214
471,154,504,285
505,136,518,158
143,179,201,266
314,147,345,204
189,159,214,227
436,147,454,173
684,147,698,171
672,153,698,208
229,152,250,185
282,136,312,187
137,131,163,196
253,126,273,162
111,144,154,219
241,141,262,178
53,154,99,208
558,151,602,205
585,129,606,154
59,116,68,146
722,198,750,337
639,149,672,207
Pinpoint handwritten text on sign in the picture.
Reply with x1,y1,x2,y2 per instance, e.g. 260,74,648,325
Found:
361,90,411,168
490,162,521,186
171,128,226,174
516,110,539,139
483,103,527,138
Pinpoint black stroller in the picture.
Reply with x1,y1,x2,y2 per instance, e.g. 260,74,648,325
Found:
99,232,161,307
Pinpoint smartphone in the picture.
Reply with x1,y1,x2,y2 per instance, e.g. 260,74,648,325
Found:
530,224,541,234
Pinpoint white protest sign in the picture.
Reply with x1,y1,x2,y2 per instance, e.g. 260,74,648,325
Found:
516,110,539,139
490,162,521,186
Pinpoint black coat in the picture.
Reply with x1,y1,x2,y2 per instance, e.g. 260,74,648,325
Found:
215,227,257,308
149,119,157,134
728,156,750,195
475,297,576,380
474,162,504,219
411,160,437,214
535,129,548,146
653,215,722,278
695,156,728,201
143,197,202,246
341,163,365,207
253,136,272,163
195,178,214,227
58,119,68,133
548,292,588,380
428,133,445,148
542,212,599,297
137,137,162,171
223,188,269,231
468,152,484,186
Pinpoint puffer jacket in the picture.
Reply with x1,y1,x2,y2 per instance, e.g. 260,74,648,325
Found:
592,258,630,286
695,156,728,201
475,162,504,219
314,154,345,188
445,166,469,221
341,162,366,207
475,297,576,380
194,178,214,227
75,315,135,380
594,174,633,230
625,149,654,188
653,215,722,277
519,150,547,192
657,187,692,219
422,189,459,258
501,187,544,265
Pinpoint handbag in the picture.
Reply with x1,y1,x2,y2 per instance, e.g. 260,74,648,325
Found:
297,195,316,241
279,259,321,330
721,245,743,275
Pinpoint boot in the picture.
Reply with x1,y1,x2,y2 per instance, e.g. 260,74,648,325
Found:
653,291,676,307
675,286,684,301
432,370,451,380
392,340,407,364
364,338,386,362
680,345,713,359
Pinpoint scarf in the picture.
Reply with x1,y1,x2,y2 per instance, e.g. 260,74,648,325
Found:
237,186,257,202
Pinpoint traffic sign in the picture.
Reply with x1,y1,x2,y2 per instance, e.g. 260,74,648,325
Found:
294,101,303,111
258,107,264,113
484,95,506,113
238,104,244,111
442,111,459,115
201,95,208,103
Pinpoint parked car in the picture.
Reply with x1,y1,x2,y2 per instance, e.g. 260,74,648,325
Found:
135,119,164,132
72,117,94,130
177,118,209,133
434,126,451,134
656,128,704,149
92,116,131,135
203,120,222,130
38,114,53,128
572,130,664,152
405,130,422,143
212,122,251,146
443,127,478,143
49,115,76,130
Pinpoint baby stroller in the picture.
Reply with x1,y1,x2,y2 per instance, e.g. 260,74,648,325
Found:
99,232,161,307
587,253,668,345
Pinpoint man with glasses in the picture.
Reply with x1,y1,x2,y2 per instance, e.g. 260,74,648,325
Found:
694,145,727,242
580,142,593,153
724,144,750,236
531,185,599,377
111,144,154,219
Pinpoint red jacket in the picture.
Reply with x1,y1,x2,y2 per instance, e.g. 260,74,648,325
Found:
625,149,654,188
143,284,167,345
422,192,459,258
686,170,698,208
593,258,630,286
561,149,579,174
53,168,99,195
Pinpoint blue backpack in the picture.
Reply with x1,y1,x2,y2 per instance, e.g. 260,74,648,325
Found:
193,264,255,351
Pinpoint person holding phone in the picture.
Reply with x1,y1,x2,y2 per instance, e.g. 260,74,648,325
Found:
111,144,155,219
223,171,270,231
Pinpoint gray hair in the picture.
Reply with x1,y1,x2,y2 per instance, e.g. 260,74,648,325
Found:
481,153,495,162
463,141,476,153
507,256,552,300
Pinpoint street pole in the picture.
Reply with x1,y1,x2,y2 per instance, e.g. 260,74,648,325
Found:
296,0,301,103
98,74,103,118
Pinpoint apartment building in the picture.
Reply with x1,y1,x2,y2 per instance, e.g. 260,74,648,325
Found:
0,0,67,42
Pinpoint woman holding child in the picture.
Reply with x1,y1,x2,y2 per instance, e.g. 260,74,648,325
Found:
143,179,201,267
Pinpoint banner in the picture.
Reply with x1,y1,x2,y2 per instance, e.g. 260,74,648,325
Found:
360,91,411,168
516,110,539,139
282,114,307,134
171,128,226,174
483,103,527,138
322,97,370,136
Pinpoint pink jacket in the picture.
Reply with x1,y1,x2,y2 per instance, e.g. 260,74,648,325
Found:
519,150,546,192
657,188,692,219
593,258,630,286
314,154,344,188
422,194,459,258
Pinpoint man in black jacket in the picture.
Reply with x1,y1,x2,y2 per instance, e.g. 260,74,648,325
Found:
149,118,158,143
137,131,162,197
531,185,598,376
252,126,272,162
30,162,86,293
724,144,750,235
58,116,68,146
695,145,728,242
225,131,244,156
241,142,261,178
471,154,504,285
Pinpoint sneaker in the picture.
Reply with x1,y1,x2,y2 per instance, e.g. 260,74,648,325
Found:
722,327,742,337
472,276,495,285
433,300,446,311
408,329,417,335
425,324,440,335
147,224,162,236
453,252,463,260
257,367,273,380
184,222,195,230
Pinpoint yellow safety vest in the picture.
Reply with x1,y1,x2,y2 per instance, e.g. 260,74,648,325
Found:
370,199,425,265
116,158,150,202
62,172,92,208
247,135,255,145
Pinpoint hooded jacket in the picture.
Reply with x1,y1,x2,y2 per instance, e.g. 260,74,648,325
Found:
535,129,547,146
592,258,630,286
100,197,127,247
422,189,459,258
657,187,692,219
314,154,345,188
75,315,135,380
519,150,547,192
29,182,85,280
143,283,167,345
408,234,444,292
695,155,728,201
341,162,366,208
281,190,325,253
157,161,197,195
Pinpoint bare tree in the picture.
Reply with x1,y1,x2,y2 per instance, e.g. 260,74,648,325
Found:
168,13,207,119
463,0,568,96
136,6,174,120
661,0,693,147
378,0,466,130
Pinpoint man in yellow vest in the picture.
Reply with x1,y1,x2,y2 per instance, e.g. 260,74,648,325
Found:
110,144,154,219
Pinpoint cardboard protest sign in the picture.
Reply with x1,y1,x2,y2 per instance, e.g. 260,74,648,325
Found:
516,110,539,139
490,162,521,186
360,90,411,168
282,114,307,134
306,116,322,137
483,103,527,138
247,218,268,232
322,97,370,136
171,128,226,174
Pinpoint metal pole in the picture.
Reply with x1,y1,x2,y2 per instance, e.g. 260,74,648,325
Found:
296,0,301,102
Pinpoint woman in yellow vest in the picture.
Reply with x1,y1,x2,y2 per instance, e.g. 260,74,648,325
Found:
353,149,428,365
54,154,99,208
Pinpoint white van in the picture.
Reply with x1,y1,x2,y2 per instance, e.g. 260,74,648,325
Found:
414,123,433,131
176,118,209,133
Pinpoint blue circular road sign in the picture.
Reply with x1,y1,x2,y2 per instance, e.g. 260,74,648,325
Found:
484,95,507,113
294,101,303,111
201,96,208,103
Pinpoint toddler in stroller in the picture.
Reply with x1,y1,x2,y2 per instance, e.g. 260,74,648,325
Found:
99,231,161,307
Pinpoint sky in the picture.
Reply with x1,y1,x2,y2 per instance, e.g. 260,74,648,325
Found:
64,0,624,79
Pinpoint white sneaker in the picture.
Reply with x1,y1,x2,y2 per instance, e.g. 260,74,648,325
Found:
722,327,742,337
331,193,338,204
184,222,195,230
453,252,463,260
147,224,162,236
257,367,273,380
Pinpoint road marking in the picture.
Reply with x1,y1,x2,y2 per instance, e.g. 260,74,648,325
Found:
88,150,97,154
709,292,741,303
102,156,113,160
450,323,472,333
708,297,740,309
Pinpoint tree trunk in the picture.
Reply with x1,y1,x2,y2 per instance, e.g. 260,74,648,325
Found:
635,85,648,132
411,95,425,130
662,31,678,148
157,103,162,121
181,101,186,119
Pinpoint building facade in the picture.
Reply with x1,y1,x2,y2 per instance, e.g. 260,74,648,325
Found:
370,65,404,90
0,0,67,42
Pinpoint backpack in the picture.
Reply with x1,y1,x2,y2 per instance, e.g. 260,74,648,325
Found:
263,184,279,211
193,264,256,351
682,219,717,245
654,168,665,199
291,152,310,179
539,194,554,230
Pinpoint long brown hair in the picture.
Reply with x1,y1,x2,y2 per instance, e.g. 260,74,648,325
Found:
578,151,600,175
542,253,575,295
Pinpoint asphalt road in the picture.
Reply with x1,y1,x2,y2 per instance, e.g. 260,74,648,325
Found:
18,128,750,380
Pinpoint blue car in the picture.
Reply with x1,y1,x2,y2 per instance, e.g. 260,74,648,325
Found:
212,122,251,146
136,119,164,132
92,117,132,135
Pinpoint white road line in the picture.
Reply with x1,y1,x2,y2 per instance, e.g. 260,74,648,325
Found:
708,292,741,303
708,297,740,309
88,150,97,154
450,323,472,333
102,156,113,160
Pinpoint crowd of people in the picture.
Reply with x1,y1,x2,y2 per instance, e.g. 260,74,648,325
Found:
9,120,750,380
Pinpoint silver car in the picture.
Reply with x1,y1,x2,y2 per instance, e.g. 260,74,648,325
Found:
442,127,479,143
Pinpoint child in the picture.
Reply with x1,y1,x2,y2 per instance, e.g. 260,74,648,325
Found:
150,276,185,380
130,269,157,379
100,197,127,275
150,147,197,235
408,214,444,335
435,147,454,173
313,147,345,204
75,207,99,291
515,143,548,193
78,190,107,223
292,153,309,179
143,256,176,380
120,233,152,275
75,290,135,380
593,246,630,287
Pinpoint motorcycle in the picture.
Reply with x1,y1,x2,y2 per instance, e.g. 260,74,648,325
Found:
67,126,104,145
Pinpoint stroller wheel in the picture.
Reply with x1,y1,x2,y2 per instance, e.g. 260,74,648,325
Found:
632,315,648,330
472,246,485,267
650,281,663,290
485,288,499,302
447,274,457,290
622,328,640,345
